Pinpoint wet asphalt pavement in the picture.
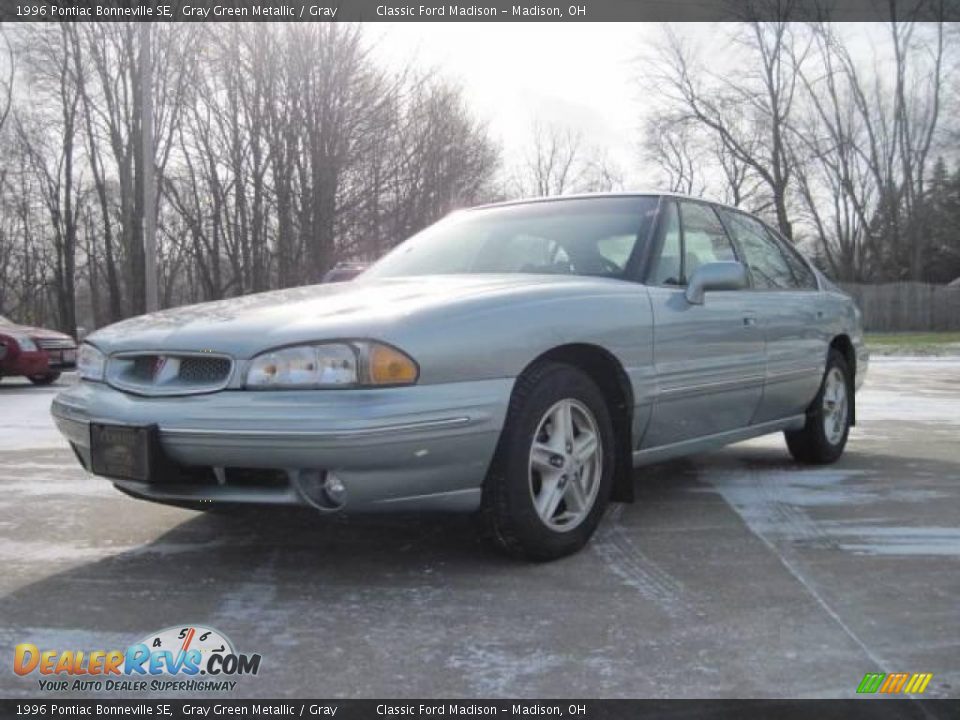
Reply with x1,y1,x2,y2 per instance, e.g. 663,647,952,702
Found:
0,359,958,699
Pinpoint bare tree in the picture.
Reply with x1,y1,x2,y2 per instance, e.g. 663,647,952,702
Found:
363,74,499,258
510,121,622,198
157,24,499,307
10,25,85,334
73,22,197,317
650,20,804,237
643,114,704,196
643,111,762,207
787,23,876,280
788,18,948,280
0,29,12,138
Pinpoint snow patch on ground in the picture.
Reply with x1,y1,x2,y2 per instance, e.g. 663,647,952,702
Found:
858,356,960,425
0,539,132,566
0,537,237,567
0,472,113,499
0,387,65,451
858,390,960,426
446,644,566,696
708,464,960,557
821,524,960,556
869,356,960,367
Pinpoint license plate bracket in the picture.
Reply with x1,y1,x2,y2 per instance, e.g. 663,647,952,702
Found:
90,424,160,482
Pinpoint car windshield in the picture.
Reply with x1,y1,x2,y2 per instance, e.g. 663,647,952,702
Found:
364,196,659,280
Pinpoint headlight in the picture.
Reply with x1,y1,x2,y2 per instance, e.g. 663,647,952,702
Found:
245,341,418,389
11,334,37,352
77,343,106,381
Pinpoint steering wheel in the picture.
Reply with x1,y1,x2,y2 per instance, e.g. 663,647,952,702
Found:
595,256,622,276
519,261,575,275
573,255,621,277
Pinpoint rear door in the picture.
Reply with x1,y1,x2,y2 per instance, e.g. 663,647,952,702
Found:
641,200,765,449
716,208,825,422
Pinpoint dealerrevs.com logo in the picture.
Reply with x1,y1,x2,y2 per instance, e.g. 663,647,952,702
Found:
14,625,262,693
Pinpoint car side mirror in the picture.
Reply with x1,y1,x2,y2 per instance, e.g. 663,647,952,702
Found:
684,261,748,305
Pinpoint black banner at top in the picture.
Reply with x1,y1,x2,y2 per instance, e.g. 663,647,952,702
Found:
1,0,958,22
0,700,959,720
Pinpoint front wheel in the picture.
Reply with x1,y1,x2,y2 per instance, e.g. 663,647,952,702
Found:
29,372,61,386
784,349,851,464
481,362,614,561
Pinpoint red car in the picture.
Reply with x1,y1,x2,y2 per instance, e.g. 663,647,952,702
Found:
322,261,368,283
0,314,77,385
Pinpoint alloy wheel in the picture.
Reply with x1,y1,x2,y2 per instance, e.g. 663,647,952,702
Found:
528,398,603,532
822,367,848,445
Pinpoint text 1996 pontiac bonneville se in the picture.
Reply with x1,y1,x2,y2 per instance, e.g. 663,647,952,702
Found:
52,193,867,559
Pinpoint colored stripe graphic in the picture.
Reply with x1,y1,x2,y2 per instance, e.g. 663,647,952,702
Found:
857,673,885,693
905,673,933,694
858,672,933,694
880,673,907,693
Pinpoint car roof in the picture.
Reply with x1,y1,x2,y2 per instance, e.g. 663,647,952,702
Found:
468,191,751,217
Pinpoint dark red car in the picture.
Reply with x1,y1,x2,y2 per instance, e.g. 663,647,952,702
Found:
322,261,368,283
0,314,77,385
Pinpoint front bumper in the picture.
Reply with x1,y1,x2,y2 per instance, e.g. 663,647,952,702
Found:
51,378,513,512
2,350,50,377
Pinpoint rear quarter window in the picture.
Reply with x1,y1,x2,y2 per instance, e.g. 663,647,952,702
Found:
768,228,818,290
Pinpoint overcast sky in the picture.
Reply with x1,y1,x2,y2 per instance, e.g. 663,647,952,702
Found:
371,22,891,190
372,22,671,184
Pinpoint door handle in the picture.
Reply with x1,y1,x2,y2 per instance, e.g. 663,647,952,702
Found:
743,316,758,327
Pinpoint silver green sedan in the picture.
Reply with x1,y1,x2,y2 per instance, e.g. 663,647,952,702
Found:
52,194,867,559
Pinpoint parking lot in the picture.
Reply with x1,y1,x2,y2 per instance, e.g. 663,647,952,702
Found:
1,358,958,699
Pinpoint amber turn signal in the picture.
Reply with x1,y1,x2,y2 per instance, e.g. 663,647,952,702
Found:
367,343,419,385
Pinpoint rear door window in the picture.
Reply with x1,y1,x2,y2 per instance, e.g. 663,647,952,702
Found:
770,228,819,289
718,209,796,289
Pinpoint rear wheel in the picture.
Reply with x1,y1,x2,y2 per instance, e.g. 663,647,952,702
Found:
481,362,614,560
29,372,61,386
784,349,851,464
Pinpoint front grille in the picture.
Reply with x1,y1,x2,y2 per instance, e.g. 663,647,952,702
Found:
36,337,76,351
106,352,234,396
179,357,232,384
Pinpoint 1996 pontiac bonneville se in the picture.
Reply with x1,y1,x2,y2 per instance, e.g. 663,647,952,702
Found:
52,194,867,559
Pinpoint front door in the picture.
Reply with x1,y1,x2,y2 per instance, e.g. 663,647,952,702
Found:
641,200,765,449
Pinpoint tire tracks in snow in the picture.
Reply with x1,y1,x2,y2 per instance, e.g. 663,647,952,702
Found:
591,504,694,618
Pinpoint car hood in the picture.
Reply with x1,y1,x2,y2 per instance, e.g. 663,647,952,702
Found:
0,323,73,341
87,275,617,357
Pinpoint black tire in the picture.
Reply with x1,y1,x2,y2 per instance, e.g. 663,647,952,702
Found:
784,349,852,464
480,362,615,561
29,372,61,386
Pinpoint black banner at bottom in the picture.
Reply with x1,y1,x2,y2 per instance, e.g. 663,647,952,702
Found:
1,699,958,720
